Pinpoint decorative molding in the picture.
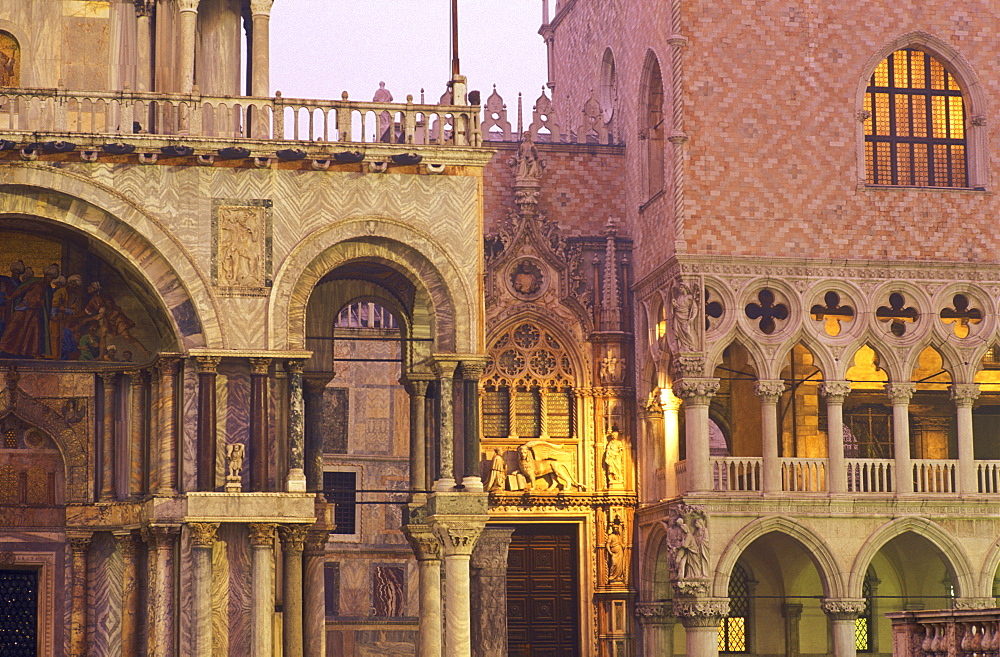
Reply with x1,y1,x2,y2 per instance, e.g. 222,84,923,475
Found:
673,599,729,627
821,598,867,620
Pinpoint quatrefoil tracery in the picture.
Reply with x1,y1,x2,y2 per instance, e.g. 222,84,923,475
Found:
940,294,983,339
744,288,789,335
876,292,918,337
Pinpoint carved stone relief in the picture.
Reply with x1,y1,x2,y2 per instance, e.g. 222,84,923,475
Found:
211,199,272,296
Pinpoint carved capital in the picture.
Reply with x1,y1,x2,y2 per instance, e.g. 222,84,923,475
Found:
821,598,867,620
134,0,155,17
671,378,720,404
434,525,484,556
635,601,673,624
885,382,915,404
188,522,219,548
461,359,488,381
667,34,688,48
404,526,442,561
304,529,330,555
287,359,305,375
248,523,276,547
673,599,729,627
158,356,180,377
194,356,221,374
176,0,200,13
249,357,272,375
401,377,431,398
470,527,514,570
142,525,179,550
754,380,786,402
670,354,706,379
114,531,139,559
953,597,996,610
672,578,711,598
278,524,309,553
820,380,852,402
99,371,118,386
950,383,980,407
432,358,460,380
857,110,872,123
67,532,93,554
249,0,274,15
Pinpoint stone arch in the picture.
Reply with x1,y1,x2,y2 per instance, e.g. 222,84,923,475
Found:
976,540,1000,599
485,313,586,389
639,517,673,601
0,385,88,503
854,32,989,188
0,165,223,349
850,517,976,598
600,47,617,124
273,217,474,353
714,516,844,599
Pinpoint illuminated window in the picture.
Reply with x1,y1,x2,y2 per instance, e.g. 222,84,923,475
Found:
865,49,967,187
719,563,749,653
855,570,876,652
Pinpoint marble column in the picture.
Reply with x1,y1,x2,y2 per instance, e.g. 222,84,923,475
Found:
196,356,221,491
405,525,443,657
287,361,307,492
821,381,851,493
126,371,145,497
303,374,332,493
249,523,277,657
662,390,682,497
636,602,674,657
134,0,154,92
470,527,514,657
675,599,729,657
189,522,219,657
249,357,272,491
157,358,180,495
435,523,486,657
951,383,980,493
782,603,803,657
462,361,487,491
279,524,309,657
177,0,200,94
755,380,785,493
100,372,117,501
143,525,179,657
822,599,867,657
249,0,273,96
433,360,459,491
115,531,140,657
303,529,329,657
404,378,431,491
886,383,915,493
68,532,92,657
672,379,720,492
537,386,550,440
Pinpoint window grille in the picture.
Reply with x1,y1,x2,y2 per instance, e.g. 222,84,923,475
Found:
844,405,894,459
856,570,875,652
323,471,357,535
865,49,967,187
719,563,749,653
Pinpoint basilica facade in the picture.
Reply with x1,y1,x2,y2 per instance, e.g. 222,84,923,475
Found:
2,1,1000,657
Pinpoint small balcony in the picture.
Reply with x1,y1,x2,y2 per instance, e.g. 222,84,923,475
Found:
0,87,482,150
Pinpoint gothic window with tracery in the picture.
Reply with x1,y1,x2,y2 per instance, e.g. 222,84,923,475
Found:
865,49,967,187
482,323,575,440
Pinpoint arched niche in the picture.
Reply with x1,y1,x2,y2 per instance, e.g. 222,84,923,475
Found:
0,219,178,364
711,341,761,458
777,343,826,458
0,30,19,88
909,345,954,459
639,50,665,199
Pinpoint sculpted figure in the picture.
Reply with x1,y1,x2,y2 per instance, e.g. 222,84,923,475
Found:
603,431,625,489
671,279,699,351
517,440,586,491
606,514,628,583
226,443,245,479
664,505,709,580
485,447,507,492
509,131,544,180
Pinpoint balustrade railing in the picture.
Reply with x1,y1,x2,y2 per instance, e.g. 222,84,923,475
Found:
0,87,482,147
889,609,1000,657
913,460,958,493
711,457,762,492
780,458,826,492
847,458,895,493
977,462,1000,494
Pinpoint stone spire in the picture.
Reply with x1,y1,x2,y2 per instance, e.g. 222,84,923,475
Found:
601,218,621,331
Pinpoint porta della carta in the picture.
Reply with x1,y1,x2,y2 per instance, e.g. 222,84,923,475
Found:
0,1,998,657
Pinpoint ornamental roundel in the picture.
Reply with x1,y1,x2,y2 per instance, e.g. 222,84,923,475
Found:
507,258,547,300
484,323,574,387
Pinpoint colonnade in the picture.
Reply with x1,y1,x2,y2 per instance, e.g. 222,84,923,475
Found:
670,376,985,494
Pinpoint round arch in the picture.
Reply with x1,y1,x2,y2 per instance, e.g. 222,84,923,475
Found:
850,517,976,598
272,217,475,354
638,517,673,601
714,516,845,599
0,166,222,349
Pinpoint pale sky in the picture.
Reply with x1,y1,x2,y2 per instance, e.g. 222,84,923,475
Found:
270,0,548,112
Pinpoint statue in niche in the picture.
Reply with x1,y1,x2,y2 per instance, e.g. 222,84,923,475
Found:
484,447,507,492
664,504,709,580
226,443,245,479
509,131,545,181
599,355,626,384
603,431,625,489
516,440,586,491
670,278,700,351
509,259,543,297
606,513,628,583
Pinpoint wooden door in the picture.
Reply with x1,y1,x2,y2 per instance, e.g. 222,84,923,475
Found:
507,524,580,657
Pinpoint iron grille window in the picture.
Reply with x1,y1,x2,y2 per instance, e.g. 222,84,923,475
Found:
856,571,875,652
323,471,357,535
0,569,37,657
865,49,967,187
844,405,894,459
719,563,749,653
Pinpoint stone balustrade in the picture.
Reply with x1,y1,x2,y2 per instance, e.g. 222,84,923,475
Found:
0,87,482,147
888,608,1000,657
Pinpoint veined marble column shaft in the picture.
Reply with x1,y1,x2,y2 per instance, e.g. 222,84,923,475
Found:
157,358,180,495
143,526,179,657
405,379,431,490
470,527,514,657
249,0,272,96
189,523,219,657
433,360,459,490
115,532,140,656
249,523,277,657
287,361,307,492
462,361,486,491
886,383,914,493
672,379,720,492
755,380,785,493
279,525,309,657
177,0,200,94
99,372,117,501
303,529,329,657
951,384,980,493
436,524,485,657
68,532,92,657
250,357,272,491
196,356,221,491
134,0,154,91
822,382,851,493
405,526,443,657
822,599,867,657
303,374,331,493
126,371,145,497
